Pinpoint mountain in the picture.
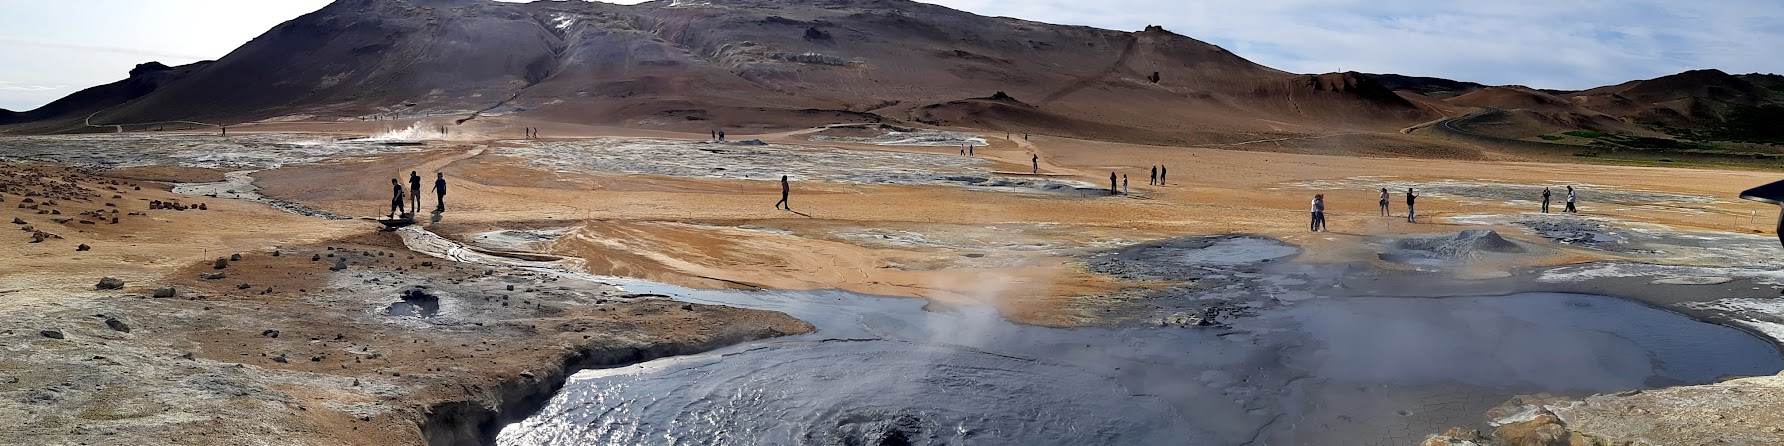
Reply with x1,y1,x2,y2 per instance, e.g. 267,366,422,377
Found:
1564,69,1780,130
0,61,212,133
1365,73,1485,99
1,0,1433,142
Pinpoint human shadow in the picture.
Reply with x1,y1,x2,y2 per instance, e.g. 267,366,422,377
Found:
430,209,444,224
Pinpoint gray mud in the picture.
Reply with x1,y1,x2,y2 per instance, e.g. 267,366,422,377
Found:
1454,214,1784,268
0,134,428,171
1286,177,1718,208
502,139,1098,194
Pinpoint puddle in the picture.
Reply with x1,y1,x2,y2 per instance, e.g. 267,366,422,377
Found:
385,288,440,318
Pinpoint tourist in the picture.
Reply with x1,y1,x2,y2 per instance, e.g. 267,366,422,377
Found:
1160,166,1168,185
1123,174,1129,195
775,175,791,210
1150,166,1158,186
389,178,406,218
1032,154,1039,174
1311,194,1327,232
1542,187,1552,213
1110,172,1118,196
1565,186,1578,213
719,131,726,141
1378,188,1390,216
431,173,447,212
1405,188,1418,223
712,130,717,141
408,171,422,212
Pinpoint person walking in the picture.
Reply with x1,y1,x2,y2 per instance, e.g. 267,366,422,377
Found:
1110,172,1119,196
1565,186,1578,213
1150,166,1158,186
1160,166,1168,185
1542,187,1552,213
389,178,406,218
431,172,447,212
408,171,423,212
1405,188,1419,223
1311,194,1327,232
968,144,974,157
1378,188,1390,216
1032,154,1039,174
774,175,791,210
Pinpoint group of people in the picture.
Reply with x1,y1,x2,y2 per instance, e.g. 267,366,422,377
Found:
1313,186,1580,232
388,171,448,219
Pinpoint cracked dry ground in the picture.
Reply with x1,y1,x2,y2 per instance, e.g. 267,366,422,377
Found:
0,162,810,446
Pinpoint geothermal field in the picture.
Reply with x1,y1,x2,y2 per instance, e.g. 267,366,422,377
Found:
3,119,1784,446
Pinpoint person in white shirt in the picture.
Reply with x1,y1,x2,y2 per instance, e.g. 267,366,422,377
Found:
1311,194,1327,232
1565,186,1578,213
1378,188,1389,216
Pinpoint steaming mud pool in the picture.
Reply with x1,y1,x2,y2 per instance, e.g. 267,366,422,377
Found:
497,284,1782,445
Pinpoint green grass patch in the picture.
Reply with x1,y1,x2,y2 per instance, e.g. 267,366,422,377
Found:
1563,130,1609,138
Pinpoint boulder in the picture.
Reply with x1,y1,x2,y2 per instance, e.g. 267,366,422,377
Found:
9,217,22,224
96,277,125,290
39,330,64,339
213,257,229,269
230,253,242,261
153,287,176,298
75,244,90,252
104,317,130,333
260,329,280,338
331,259,347,271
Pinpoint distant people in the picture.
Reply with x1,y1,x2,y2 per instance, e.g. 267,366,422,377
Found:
220,126,227,137
968,144,974,157
389,178,406,218
431,173,447,212
1122,174,1129,195
1031,154,1039,174
711,130,718,141
719,131,726,141
1405,188,1419,223
1311,194,1327,232
1149,166,1158,186
408,171,422,212
1160,166,1168,185
1378,188,1390,216
775,175,791,210
1542,187,1552,213
1110,172,1119,196
1565,186,1578,213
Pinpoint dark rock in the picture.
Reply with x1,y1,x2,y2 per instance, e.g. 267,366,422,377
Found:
104,318,130,333
236,283,252,290
178,352,195,360
96,277,125,290
10,217,22,224
153,287,176,298
200,272,226,280
331,259,347,271
260,329,280,338
40,330,64,339
272,250,281,257
311,254,322,261
213,257,229,269
230,253,242,261
271,355,289,363
75,244,90,252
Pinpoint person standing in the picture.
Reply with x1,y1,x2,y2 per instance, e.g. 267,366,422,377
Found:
1122,174,1129,195
1565,186,1578,213
774,175,791,210
1378,188,1390,216
389,178,406,218
1542,187,1552,213
1160,166,1168,185
711,130,718,141
719,131,726,141
1110,172,1119,196
1150,166,1158,185
408,171,422,212
1031,154,1039,174
968,144,974,157
1405,188,1419,223
431,173,447,212
1311,194,1327,232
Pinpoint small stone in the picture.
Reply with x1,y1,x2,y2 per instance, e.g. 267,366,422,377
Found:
236,283,252,290
9,217,22,225
331,259,347,271
230,253,242,261
213,258,229,269
272,250,281,257
178,352,194,360
271,355,289,363
682,304,694,311
507,285,515,291
75,244,90,252
153,287,176,298
39,330,64,339
104,318,130,333
109,217,118,224
261,329,280,338
96,277,125,290
200,272,226,280
312,254,321,261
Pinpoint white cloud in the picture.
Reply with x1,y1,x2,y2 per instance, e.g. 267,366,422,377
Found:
0,81,65,92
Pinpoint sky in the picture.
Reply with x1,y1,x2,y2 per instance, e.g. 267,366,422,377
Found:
1,0,1780,111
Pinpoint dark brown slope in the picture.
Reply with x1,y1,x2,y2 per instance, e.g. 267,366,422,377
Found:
1566,69,1780,129
0,61,212,133
9,0,1436,139
1365,73,1486,99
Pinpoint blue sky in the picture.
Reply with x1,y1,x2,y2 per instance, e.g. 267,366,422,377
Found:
1,0,1780,111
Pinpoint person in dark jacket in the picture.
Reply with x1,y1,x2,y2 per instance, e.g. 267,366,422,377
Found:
1542,187,1552,213
775,175,791,210
1110,172,1119,195
1406,188,1419,223
431,173,447,212
389,178,406,218
408,171,422,212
